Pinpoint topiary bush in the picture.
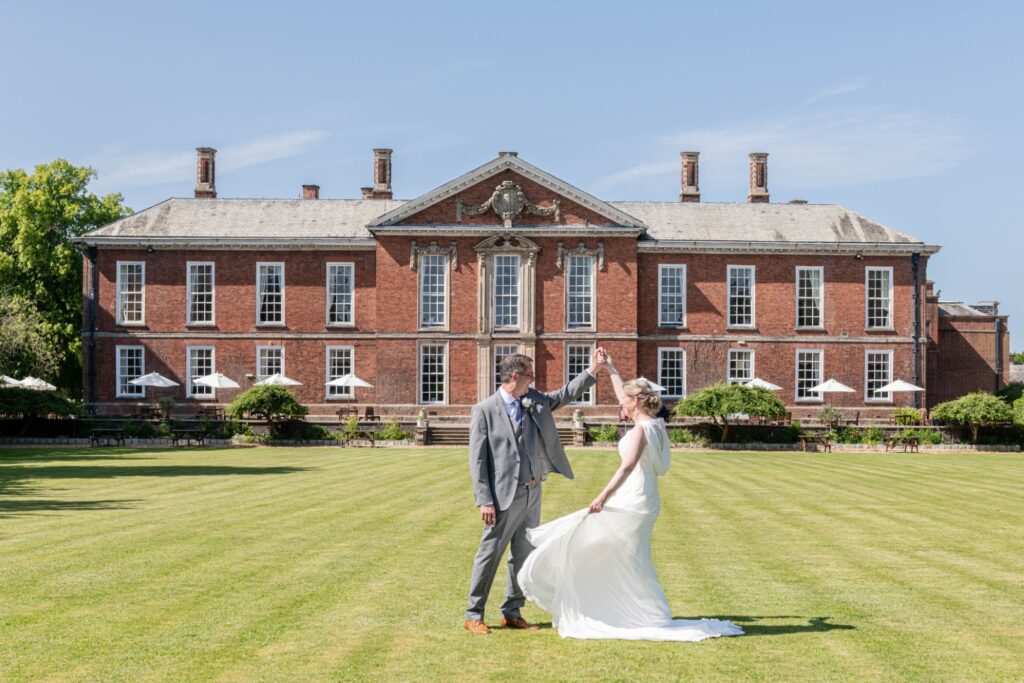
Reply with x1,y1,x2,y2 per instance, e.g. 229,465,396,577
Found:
225,385,307,438
674,383,786,443
931,392,1013,443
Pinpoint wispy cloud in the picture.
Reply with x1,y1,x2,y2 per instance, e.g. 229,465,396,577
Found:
89,130,329,190
594,108,969,194
806,78,870,104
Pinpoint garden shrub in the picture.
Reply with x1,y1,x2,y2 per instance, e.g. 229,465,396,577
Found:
225,385,307,437
817,406,841,427
861,427,885,444
377,421,411,441
932,392,1013,442
893,407,921,424
674,383,786,442
588,424,620,442
0,387,80,419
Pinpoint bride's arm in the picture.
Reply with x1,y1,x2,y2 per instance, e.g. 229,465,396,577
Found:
604,355,626,405
588,425,646,513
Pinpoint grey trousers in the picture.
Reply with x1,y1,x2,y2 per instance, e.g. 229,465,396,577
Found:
465,481,541,621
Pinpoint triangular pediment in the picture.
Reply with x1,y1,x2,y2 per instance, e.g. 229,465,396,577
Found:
368,154,645,231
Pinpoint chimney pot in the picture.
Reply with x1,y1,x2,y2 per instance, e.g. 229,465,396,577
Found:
748,152,769,203
498,150,518,157
302,184,320,200
679,151,700,202
194,147,217,199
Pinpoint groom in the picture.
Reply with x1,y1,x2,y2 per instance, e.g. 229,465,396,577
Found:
464,350,601,634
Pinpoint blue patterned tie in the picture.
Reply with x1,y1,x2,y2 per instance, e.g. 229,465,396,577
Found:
511,399,523,424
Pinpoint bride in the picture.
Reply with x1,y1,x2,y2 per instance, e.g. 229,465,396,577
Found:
518,354,743,641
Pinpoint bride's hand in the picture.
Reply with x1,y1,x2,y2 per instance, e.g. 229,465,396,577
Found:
588,495,606,514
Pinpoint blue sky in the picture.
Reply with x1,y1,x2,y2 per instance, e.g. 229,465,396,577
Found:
5,1,1022,342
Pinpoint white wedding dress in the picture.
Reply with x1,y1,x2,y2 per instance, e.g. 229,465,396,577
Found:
518,418,743,641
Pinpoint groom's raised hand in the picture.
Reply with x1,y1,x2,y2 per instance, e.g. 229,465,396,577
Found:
479,504,496,526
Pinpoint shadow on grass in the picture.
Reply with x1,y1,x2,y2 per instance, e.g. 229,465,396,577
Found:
0,465,309,480
0,452,150,464
0,498,140,517
674,615,856,636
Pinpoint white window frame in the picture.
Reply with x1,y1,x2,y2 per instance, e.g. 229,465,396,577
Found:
865,266,894,330
565,254,596,331
326,262,355,328
256,262,286,327
186,261,216,326
494,343,521,391
325,345,355,400
565,342,595,405
864,349,894,403
186,345,216,399
492,253,522,331
657,264,687,328
795,349,824,403
727,349,755,385
255,345,285,380
417,342,448,405
115,261,146,326
727,265,756,329
115,345,145,398
417,254,449,331
795,266,824,330
657,348,687,399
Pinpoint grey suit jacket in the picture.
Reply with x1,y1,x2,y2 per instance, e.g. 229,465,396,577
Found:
469,371,597,511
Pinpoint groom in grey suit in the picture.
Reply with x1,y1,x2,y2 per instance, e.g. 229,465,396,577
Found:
464,351,599,634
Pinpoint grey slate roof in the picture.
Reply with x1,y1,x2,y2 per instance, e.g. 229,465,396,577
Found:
938,302,992,317
79,197,933,250
611,202,923,245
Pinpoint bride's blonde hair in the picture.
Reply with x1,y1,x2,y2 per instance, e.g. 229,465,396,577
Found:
622,378,662,415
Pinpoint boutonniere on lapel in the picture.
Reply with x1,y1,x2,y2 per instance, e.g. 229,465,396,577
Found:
520,397,535,414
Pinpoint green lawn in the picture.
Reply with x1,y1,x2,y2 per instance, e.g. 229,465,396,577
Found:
1,446,1022,682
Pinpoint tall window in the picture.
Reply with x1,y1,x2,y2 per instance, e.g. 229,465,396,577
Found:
658,264,686,327
187,262,214,325
256,346,284,380
116,345,145,397
257,263,284,325
419,255,448,329
493,254,520,330
326,346,354,398
796,350,823,402
116,262,145,325
866,267,893,329
728,349,754,384
658,348,686,399
566,343,594,404
865,350,893,402
419,343,447,404
494,344,520,390
326,263,354,326
727,265,755,328
566,255,594,330
186,346,214,398
796,267,823,329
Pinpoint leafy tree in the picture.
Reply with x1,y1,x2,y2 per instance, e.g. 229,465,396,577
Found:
0,292,62,378
224,385,308,437
931,392,1013,442
673,383,786,442
996,383,1024,404
0,160,131,394
1012,352,1024,365
1013,397,1024,425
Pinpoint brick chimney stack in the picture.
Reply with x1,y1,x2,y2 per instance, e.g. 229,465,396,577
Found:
361,148,393,199
748,152,769,203
194,147,216,199
302,184,320,200
679,151,700,202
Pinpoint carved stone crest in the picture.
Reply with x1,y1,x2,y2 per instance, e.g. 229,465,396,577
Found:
456,180,561,227
556,241,605,271
409,240,458,271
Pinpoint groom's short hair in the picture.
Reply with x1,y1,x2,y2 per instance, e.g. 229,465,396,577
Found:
498,354,534,383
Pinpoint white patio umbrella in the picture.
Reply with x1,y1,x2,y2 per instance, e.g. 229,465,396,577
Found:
745,377,783,391
810,378,855,411
255,373,302,386
0,375,22,387
18,376,58,391
325,373,374,389
128,372,180,388
636,376,666,393
876,379,924,393
193,372,241,389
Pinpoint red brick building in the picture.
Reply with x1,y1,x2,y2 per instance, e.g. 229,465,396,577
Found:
74,148,1007,419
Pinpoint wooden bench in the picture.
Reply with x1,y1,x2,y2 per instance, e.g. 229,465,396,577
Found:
90,428,125,447
799,434,832,452
172,429,206,447
886,436,919,453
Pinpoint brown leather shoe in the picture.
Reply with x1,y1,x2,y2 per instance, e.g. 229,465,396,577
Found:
463,619,491,634
500,616,540,630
